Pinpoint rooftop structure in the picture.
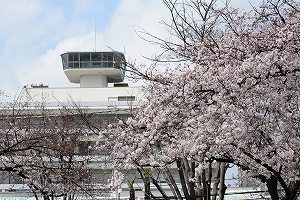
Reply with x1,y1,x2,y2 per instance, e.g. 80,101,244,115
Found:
61,51,126,87
15,51,143,112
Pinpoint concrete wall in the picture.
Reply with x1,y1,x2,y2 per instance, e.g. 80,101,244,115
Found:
20,86,144,104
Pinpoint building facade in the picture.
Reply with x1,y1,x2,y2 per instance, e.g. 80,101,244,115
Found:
0,51,146,199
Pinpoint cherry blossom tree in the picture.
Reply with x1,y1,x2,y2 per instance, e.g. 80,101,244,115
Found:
0,100,96,200
106,0,300,200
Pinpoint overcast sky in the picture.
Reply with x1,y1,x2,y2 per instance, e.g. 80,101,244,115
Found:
0,0,259,99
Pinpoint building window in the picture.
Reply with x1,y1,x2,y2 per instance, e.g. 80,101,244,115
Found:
118,96,135,101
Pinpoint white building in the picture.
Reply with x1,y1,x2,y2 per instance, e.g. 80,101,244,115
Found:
0,51,146,199
21,51,144,112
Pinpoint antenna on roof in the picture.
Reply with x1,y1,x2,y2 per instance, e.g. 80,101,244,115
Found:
94,18,97,51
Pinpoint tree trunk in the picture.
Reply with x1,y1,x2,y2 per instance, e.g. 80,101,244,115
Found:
29,186,39,200
219,163,227,200
129,188,135,200
206,162,212,200
137,168,153,199
189,161,196,199
183,158,196,199
196,171,203,200
212,162,221,200
201,170,207,200
164,169,183,200
43,194,50,200
266,175,279,200
144,175,151,200
177,159,191,200
151,176,169,200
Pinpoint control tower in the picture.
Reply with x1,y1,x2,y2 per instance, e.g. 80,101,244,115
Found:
17,51,142,110
61,51,126,87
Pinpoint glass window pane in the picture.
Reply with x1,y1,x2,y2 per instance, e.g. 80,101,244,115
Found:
80,53,90,61
102,53,108,61
91,53,102,61
107,53,113,61
118,96,136,101
68,53,73,61
80,62,90,68
61,53,68,69
114,52,123,62
107,61,113,68
92,62,101,67
74,53,79,61
73,63,79,68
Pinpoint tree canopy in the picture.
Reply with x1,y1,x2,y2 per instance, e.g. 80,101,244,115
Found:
105,1,300,199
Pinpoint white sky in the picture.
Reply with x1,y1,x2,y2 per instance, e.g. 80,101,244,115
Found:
0,0,259,99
